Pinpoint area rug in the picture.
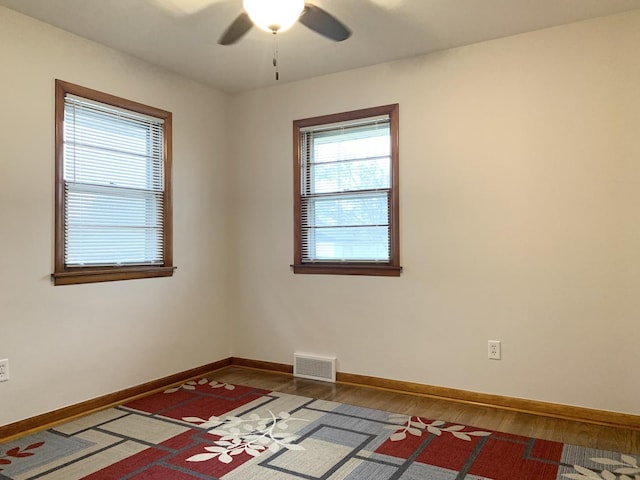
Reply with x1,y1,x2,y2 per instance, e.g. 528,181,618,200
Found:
1,379,638,480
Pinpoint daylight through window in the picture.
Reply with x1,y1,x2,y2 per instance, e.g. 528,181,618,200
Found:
53,80,174,285
293,104,400,276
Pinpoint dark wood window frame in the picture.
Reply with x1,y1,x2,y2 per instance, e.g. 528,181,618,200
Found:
52,79,175,286
292,104,401,277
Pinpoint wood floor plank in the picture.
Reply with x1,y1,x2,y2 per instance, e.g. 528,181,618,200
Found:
211,366,640,455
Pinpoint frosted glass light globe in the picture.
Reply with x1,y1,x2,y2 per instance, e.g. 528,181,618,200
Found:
243,0,305,33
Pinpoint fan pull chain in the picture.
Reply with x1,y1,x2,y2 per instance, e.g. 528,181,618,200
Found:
273,32,279,81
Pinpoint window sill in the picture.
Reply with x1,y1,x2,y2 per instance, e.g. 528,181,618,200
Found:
52,266,176,286
291,263,402,277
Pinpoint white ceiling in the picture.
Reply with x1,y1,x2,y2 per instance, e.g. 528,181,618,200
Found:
3,0,640,93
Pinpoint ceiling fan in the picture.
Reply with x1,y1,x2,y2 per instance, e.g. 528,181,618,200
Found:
218,0,351,45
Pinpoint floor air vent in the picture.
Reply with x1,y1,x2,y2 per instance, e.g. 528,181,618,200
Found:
294,353,336,383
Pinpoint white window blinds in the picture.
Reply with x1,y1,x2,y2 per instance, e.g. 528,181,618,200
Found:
300,115,391,262
63,94,165,267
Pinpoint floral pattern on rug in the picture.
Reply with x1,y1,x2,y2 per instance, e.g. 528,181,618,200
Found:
386,413,492,442
184,410,307,464
0,442,44,472
563,454,640,480
164,378,236,394
0,379,637,480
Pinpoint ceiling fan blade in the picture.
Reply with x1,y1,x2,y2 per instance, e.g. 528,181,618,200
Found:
218,12,253,45
299,3,351,42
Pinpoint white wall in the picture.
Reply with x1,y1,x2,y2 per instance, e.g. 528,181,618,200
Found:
0,7,232,426
229,10,640,415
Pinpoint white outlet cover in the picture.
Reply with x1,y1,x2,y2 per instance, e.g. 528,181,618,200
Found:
488,341,501,360
0,358,9,382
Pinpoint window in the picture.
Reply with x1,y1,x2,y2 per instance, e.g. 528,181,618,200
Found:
53,80,174,285
292,104,401,276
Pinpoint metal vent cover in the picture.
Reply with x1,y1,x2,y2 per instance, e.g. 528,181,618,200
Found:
293,353,336,382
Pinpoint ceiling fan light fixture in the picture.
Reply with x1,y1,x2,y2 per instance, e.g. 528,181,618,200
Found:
243,0,305,33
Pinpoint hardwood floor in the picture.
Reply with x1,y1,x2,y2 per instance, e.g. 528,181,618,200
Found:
211,366,640,455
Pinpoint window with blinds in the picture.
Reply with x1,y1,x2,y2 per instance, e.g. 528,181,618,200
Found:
53,80,174,285
293,104,401,276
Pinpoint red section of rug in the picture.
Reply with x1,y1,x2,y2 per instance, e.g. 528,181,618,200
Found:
128,465,204,479
81,446,169,480
469,437,563,479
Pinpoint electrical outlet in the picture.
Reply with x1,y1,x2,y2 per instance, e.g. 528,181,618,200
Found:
488,341,501,360
0,359,9,382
